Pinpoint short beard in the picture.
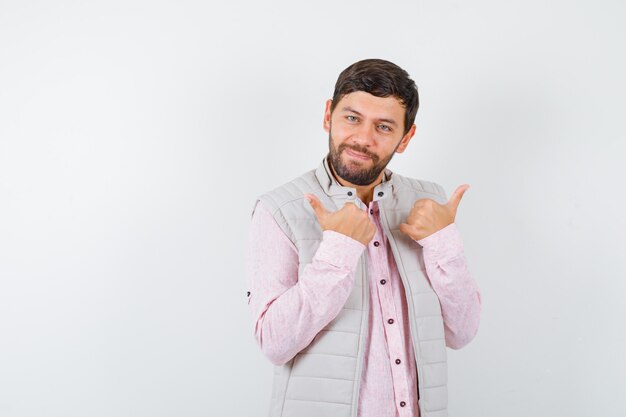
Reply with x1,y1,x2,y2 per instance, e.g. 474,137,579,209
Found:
327,132,400,186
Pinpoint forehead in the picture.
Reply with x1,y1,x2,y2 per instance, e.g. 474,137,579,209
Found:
334,91,406,119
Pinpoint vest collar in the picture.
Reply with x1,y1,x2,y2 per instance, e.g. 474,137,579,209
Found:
314,155,394,205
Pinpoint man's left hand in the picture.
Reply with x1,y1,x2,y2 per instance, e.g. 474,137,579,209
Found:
399,184,470,241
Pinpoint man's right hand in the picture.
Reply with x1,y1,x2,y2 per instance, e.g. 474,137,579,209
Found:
305,194,376,246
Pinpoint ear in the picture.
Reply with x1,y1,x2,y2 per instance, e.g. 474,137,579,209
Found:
395,124,416,154
323,99,333,133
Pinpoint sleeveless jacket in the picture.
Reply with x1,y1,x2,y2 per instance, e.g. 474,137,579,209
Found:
256,157,450,417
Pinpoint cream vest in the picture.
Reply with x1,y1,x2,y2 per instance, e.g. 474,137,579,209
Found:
256,157,449,417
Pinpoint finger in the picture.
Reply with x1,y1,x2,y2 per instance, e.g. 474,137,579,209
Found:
447,184,470,212
399,222,414,237
305,194,329,221
341,201,359,210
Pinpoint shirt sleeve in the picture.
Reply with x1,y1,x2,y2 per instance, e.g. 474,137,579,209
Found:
416,223,482,349
245,200,366,365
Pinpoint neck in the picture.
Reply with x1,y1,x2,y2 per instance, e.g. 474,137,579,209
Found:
329,162,383,206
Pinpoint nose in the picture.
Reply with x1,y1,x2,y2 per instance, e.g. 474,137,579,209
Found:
352,122,376,147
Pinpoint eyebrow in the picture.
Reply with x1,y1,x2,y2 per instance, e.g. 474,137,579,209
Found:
341,106,398,126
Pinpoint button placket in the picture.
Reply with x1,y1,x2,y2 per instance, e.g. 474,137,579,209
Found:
365,198,414,417
374,275,408,405
374,256,411,414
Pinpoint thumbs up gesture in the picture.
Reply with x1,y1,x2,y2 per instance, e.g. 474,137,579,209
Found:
305,194,376,246
399,184,470,241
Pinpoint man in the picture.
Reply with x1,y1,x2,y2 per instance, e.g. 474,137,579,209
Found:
246,59,481,417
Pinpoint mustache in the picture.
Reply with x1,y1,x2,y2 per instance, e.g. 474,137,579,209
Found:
340,144,378,162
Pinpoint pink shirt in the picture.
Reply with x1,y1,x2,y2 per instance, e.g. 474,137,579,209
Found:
246,191,481,417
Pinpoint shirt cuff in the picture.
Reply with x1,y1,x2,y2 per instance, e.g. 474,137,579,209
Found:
314,230,366,269
416,223,465,260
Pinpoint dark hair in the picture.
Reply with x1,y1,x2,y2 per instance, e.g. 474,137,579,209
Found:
330,59,419,135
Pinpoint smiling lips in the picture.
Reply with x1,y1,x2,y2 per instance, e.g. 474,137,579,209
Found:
345,148,371,161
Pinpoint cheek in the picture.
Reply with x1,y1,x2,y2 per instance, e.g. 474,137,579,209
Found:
330,131,353,151
331,123,351,139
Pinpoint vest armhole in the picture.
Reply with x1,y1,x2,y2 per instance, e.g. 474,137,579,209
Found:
257,195,298,247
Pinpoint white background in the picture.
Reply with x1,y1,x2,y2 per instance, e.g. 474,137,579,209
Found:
1,1,625,416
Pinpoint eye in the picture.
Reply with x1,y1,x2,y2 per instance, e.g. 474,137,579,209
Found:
378,124,392,132
346,115,358,122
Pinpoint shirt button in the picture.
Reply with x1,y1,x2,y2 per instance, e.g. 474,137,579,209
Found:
373,241,380,247
400,401,406,407
395,358,401,365
387,318,394,324
380,279,386,285
378,191,384,197
347,191,353,196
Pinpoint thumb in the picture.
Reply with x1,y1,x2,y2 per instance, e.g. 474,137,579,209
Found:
447,184,470,213
305,194,329,222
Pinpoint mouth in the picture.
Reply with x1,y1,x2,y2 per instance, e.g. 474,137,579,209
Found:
345,148,371,161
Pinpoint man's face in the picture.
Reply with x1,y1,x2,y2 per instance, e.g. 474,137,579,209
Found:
324,91,416,186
